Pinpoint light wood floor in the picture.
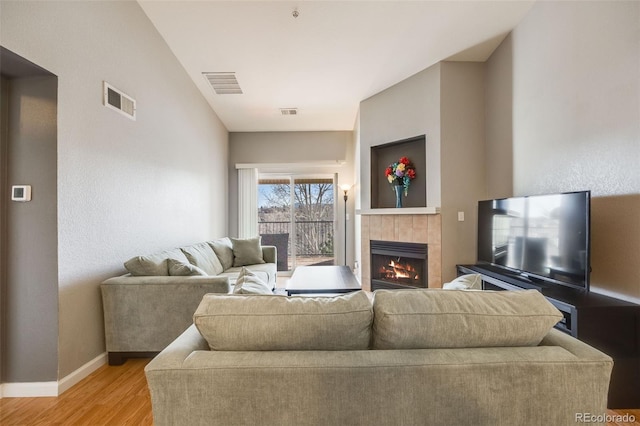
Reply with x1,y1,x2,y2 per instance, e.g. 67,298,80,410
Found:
1,358,638,425
1,359,153,425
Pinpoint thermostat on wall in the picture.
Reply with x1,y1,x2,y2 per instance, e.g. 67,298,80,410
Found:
11,185,31,202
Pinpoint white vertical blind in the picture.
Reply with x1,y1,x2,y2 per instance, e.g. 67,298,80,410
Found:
237,168,258,238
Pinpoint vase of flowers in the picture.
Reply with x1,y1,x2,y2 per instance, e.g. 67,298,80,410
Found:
385,156,416,208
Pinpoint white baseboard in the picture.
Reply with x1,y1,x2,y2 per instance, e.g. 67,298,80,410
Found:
0,352,107,398
1,381,58,397
58,352,107,395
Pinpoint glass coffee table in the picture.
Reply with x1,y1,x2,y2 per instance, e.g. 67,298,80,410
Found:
285,265,361,296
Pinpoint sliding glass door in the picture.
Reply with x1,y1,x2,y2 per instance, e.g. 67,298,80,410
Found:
258,175,336,273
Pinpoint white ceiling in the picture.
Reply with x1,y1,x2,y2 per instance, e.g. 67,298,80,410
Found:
138,1,535,132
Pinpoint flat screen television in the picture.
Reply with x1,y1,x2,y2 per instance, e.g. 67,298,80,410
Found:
477,190,591,291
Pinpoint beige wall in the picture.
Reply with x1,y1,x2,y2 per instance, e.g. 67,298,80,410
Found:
440,62,486,282
228,131,356,266
1,1,228,380
484,34,513,200
485,1,640,301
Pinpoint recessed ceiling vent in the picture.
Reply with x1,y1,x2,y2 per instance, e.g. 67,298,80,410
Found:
280,108,298,116
203,72,243,95
103,81,136,120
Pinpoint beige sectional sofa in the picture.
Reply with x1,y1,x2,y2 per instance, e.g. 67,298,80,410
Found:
145,289,613,426
100,237,276,365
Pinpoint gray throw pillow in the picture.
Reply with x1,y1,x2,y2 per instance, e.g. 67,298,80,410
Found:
233,267,272,294
168,258,208,276
231,237,265,267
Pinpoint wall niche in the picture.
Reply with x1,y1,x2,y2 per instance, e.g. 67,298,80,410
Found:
371,135,426,208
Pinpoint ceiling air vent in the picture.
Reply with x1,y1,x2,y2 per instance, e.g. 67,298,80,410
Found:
103,81,136,120
202,72,243,95
280,108,298,116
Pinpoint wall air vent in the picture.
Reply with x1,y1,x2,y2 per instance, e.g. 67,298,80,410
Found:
280,108,298,116
103,81,136,120
202,72,243,95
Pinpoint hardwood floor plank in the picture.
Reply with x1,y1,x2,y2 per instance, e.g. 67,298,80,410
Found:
1,357,637,425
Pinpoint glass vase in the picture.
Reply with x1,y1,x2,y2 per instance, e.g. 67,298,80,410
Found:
394,185,403,208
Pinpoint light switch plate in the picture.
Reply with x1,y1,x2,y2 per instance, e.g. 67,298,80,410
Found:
11,185,31,202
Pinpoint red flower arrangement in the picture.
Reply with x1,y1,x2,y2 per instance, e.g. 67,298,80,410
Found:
385,156,416,196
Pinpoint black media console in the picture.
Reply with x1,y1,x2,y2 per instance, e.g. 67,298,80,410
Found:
457,264,640,409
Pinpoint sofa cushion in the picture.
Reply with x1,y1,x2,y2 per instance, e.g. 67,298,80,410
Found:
209,237,234,270
194,291,373,351
231,237,266,267
372,289,563,349
124,248,190,276
233,267,272,295
168,258,208,276
181,242,224,276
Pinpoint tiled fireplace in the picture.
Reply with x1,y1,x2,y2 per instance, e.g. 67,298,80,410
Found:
360,213,441,291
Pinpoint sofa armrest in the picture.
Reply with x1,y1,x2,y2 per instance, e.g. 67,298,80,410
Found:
100,275,230,354
102,274,230,289
145,324,207,370
261,245,277,264
539,328,614,362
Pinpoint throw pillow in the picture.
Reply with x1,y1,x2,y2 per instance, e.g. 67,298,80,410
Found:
180,242,224,275
209,237,234,270
233,267,272,295
231,236,265,267
372,289,563,349
168,258,208,276
442,274,482,290
193,291,373,351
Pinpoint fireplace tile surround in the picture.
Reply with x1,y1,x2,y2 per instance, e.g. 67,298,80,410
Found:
360,213,442,291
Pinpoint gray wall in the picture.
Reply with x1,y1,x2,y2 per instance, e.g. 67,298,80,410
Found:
3,76,59,382
228,131,356,266
485,1,640,301
1,1,229,380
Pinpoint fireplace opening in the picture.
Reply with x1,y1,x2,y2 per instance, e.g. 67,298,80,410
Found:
370,240,428,291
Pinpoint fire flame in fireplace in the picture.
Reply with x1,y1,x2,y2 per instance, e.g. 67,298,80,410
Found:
380,259,420,281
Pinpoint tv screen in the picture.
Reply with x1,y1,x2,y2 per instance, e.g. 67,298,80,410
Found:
477,191,590,291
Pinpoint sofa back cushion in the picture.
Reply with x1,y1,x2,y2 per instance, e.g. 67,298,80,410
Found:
209,237,234,270
372,289,562,349
194,291,373,351
168,258,208,276
124,248,190,276
181,242,224,275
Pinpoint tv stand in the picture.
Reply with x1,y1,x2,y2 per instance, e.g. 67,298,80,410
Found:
457,264,640,409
